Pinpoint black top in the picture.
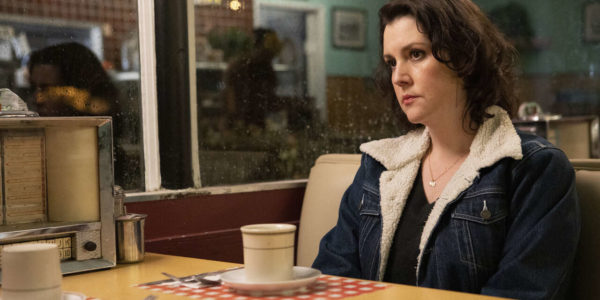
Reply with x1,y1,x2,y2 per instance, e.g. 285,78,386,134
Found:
383,169,434,285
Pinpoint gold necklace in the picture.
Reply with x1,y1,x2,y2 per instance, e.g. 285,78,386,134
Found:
427,151,465,188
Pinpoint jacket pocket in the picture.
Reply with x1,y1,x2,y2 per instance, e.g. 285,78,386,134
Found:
358,186,381,279
451,189,507,271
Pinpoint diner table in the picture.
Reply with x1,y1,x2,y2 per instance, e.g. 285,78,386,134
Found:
47,253,508,299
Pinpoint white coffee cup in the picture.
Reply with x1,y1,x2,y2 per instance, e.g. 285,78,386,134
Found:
2,243,62,300
241,223,296,283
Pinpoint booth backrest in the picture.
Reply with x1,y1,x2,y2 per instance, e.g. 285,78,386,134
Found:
297,155,600,299
569,159,600,299
296,154,361,267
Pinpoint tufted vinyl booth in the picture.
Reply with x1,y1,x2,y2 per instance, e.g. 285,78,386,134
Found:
297,154,599,298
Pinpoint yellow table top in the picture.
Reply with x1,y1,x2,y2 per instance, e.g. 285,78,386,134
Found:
7,253,507,299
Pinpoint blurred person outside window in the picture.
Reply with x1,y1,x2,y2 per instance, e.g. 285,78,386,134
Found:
27,42,118,117
224,28,282,131
27,42,128,186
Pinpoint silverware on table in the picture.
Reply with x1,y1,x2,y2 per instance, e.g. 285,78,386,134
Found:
193,266,243,284
192,274,221,285
161,272,208,289
142,267,242,287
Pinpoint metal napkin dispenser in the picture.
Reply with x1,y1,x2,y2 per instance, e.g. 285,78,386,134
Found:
0,117,115,279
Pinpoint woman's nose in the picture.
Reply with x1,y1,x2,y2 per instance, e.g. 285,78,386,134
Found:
391,63,411,87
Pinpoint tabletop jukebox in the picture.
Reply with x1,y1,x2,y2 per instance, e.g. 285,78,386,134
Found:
0,117,116,280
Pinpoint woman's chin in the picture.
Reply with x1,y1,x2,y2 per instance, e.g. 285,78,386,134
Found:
404,114,424,125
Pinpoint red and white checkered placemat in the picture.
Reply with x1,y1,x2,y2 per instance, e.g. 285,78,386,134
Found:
137,275,388,299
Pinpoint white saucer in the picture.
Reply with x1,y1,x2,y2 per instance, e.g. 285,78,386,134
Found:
220,266,321,292
0,291,86,300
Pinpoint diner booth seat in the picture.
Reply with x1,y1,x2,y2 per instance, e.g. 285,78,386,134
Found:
569,159,600,299
297,154,600,299
297,154,361,267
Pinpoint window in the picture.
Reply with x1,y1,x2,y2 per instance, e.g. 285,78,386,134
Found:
1,0,597,193
0,0,144,191
193,0,395,186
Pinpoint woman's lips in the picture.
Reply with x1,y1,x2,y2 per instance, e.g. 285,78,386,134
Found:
402,95,417,105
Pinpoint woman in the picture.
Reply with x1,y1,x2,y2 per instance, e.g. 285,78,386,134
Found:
27,42,132,188
312,1,580,299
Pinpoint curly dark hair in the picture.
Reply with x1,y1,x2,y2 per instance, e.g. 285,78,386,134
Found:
375,0,519,130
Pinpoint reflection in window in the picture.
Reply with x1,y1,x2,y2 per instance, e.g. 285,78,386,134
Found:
195,1,398,186
194,0,600,186
0,1,143,191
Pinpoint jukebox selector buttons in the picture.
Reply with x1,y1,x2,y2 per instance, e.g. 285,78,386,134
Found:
84,241,97,251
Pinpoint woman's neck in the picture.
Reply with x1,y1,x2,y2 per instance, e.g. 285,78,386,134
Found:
427,118,475,159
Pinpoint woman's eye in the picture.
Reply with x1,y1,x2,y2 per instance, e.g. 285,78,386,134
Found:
409,49,425,60
385,59,396,68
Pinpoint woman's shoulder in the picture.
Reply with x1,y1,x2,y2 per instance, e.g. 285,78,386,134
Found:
514,129,573,171
516,130,565,157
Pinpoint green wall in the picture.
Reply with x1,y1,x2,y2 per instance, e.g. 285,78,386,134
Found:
314,0,388,77
257,0,600,77
475,0,600,75
257,0,387,77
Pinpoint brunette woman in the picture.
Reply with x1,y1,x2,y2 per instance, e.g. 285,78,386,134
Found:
313,1,580,299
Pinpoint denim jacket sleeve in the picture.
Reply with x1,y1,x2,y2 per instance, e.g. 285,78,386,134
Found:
481,145,581,299
312,154,374,279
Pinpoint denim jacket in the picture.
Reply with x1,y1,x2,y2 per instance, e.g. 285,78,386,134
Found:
313,106,581,300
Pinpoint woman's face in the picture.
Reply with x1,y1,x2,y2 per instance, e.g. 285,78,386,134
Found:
382,16,467,128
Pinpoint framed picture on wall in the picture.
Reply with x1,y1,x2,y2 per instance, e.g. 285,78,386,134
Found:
584,2,600,42
332,8,366,49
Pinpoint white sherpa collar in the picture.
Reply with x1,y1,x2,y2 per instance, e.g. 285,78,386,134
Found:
359,105,523,281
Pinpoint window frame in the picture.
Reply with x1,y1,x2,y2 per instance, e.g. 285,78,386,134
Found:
137,0,161,191
133,0,308,198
